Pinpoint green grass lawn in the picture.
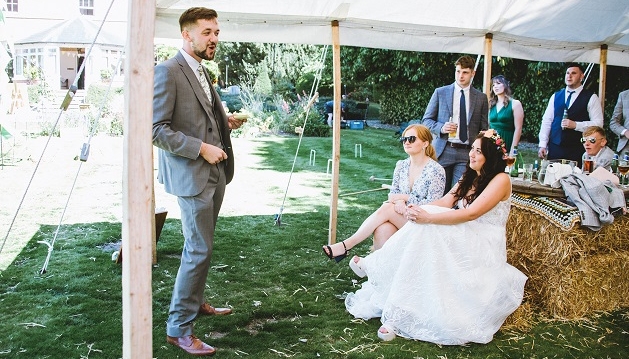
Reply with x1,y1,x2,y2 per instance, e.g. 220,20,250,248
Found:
0,128,627,358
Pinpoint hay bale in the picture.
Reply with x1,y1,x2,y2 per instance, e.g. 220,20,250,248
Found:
539,252,629,318
503,300,535,331
506,205,629,320
507,206,629,268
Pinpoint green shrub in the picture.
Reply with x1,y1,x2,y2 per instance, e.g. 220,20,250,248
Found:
83,83,124,136
379,85,428,125
27,83,54,105
279,109,329,137
229,112,276,138
100,69,112,81
108,115,123,136
273,77,297,102
253,63,273,96
38,120,60,137
84,83,124,118
220,93,243,113
295,72,317,96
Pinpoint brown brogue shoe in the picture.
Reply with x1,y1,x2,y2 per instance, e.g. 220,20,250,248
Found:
167,335,216,356
199,302,233,316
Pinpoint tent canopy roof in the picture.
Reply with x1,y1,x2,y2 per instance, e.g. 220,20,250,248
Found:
155,0,629,66
17,16,125,47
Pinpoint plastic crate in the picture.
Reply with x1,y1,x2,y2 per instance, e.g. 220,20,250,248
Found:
349,120,365,130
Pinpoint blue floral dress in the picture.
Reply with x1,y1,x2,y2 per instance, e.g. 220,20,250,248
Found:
389,158,446,205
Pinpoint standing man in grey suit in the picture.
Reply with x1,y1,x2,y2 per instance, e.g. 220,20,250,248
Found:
422,55,489,193
609,89,629,155
152,7,246,357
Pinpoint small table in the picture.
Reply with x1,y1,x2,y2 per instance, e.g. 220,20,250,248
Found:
510,176,629,199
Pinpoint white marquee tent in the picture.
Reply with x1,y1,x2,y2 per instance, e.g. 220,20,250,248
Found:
121,1,629,357
154,0,629,66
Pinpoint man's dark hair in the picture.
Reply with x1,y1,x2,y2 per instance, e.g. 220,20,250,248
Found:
179,7,218,31
565,62,585,73
455,55,476,70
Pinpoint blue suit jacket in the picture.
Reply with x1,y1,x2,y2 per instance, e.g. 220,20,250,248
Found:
421,83,489,157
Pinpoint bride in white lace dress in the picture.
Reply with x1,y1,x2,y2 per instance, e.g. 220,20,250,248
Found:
345,130,527,345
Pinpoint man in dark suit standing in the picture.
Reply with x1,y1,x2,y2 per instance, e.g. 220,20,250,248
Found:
152,7,246,356
422,55,489,193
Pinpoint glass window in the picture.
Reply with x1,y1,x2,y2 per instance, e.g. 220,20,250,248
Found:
79,0,94,16
6,0,18,12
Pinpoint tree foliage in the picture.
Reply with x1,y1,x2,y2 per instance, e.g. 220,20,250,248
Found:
154,42,629,143
327,47,629,143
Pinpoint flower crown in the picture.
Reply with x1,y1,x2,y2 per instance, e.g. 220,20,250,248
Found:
482,129,508,159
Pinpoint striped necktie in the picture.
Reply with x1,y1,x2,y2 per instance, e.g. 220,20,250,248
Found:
197,64,213,103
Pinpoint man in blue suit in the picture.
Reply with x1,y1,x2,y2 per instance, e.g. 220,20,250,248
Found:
152,7,246,356
422,55,489,193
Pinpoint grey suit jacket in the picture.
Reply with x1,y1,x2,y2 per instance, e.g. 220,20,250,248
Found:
152,52,234,197
421,83,489,157
609,89,629,152
559,173,625,231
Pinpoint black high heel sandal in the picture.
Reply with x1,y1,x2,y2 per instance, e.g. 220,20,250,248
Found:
323,242,349,263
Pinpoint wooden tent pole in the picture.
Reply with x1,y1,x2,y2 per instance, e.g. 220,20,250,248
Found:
599,44,608,110
483,33,493,98
122,0,154,357
328,20,341,245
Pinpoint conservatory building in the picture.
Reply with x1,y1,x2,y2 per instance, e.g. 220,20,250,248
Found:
13,16,124,90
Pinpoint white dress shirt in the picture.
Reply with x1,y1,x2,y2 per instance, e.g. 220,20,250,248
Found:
450,83,470,144
538,85,604,149
179,49,204,83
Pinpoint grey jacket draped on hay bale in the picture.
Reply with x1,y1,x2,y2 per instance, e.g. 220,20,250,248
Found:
559,173,626,231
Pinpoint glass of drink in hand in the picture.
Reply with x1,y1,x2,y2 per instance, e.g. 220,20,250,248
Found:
448,117,457,138
582,157,594,174
618,161,629,188
505,150,516,174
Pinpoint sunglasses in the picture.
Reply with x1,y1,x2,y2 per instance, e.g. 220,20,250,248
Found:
399,136,417,144
580,137,600,144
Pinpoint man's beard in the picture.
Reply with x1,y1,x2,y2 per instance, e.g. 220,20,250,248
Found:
193,45,214,61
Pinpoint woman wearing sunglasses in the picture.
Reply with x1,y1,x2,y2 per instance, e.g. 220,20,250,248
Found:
581,126,615,172
323,124,446,261
345,130,526,345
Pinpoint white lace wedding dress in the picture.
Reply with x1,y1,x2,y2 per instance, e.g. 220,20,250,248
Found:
345,199,527,345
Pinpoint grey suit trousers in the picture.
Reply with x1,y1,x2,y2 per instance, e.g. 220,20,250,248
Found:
166,162,226,337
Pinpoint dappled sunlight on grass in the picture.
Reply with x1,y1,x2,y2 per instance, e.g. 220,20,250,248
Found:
1,129,628,358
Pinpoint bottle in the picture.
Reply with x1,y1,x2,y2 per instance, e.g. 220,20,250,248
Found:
509,146,522,177
517,148,524,176
561,109,568,130
624,155,629,186
611,153,619,174
532,159,539,180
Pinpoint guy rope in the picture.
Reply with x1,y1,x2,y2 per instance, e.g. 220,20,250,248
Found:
0,0,118,275
274,45,328,226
